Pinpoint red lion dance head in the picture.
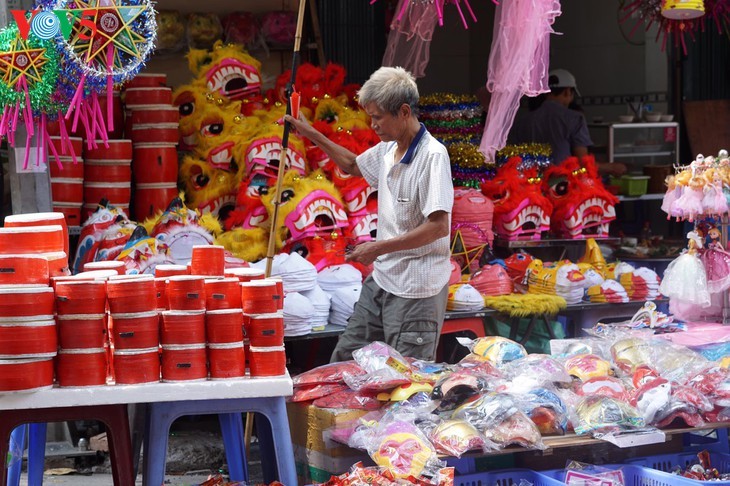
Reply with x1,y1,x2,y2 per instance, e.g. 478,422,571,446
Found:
480,158,552,240
542,156,618,238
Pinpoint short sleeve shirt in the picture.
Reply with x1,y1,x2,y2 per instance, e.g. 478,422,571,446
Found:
356,125,453,299
508,100,593,163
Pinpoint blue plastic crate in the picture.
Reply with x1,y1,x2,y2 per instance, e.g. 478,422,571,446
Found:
455,468,563,486
543,464,697,486
626,451,730,484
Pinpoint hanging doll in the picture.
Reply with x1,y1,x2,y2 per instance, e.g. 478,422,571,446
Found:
659,231,711,308
673,175,705,222
702,169,729,217
700,226,730,294
661,175,681,219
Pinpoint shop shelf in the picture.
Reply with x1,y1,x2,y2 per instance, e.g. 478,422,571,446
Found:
543,464,697,485
625,451,730,484
455,468,562,486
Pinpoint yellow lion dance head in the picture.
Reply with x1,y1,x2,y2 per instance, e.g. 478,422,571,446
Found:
179,154,240,220
187,40,262,101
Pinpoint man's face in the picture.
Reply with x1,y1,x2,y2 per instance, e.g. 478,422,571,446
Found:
363,101,405,143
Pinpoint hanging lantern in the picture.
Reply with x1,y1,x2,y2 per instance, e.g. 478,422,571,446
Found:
661,0,705,20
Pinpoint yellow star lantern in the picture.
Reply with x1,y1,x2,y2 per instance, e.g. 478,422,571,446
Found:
450,229,487,274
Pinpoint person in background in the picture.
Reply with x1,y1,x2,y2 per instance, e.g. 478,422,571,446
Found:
284,66,454,362
509,68,627,176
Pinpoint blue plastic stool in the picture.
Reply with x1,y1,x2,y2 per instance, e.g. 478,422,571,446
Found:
142,397,296,486
7,423,46,486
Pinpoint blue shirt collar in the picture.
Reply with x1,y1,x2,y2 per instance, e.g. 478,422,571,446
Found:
399,123,427,165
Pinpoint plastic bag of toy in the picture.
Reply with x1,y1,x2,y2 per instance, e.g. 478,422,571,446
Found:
516,386,569,436
563,353,613,383
260,11,296,47
155,10,186,52
366,419,445,480
290,383,349,402
457,336,526,367
188,13,223,49
344,342,415,392
649,339,710,384
314,388,382,411
499,354,571,394
570,395,644,436
685,364,730,407
427,419,492,458
560,461,626,486
293,360,365,387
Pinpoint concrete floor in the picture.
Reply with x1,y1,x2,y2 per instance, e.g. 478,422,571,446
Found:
19,473,217,485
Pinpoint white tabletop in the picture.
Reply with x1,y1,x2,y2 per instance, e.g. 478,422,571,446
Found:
0,372,293,410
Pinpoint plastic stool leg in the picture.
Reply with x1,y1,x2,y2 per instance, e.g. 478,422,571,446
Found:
27,423,47,486
7,425,26,486
218,414,248,482
253,398,297,486
142,403,175,486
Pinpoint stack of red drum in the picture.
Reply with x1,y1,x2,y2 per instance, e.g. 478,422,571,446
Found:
82,140,133,221
241,278,286,377
49,136,84,226
106,275,160,384
161,276,207,382
124,73,179,221
206,278,245,379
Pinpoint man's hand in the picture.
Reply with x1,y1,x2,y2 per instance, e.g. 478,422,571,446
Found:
598,162,628,177
345,241,381,266
283,113,315,139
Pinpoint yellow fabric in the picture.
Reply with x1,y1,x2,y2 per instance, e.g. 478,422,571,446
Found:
483,293,567,317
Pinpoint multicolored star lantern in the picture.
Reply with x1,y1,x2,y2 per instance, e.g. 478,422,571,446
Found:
450,228,488,274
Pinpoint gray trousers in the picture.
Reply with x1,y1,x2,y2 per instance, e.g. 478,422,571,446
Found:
331,275,449,362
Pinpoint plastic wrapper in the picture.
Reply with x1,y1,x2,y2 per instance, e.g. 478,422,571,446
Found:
686,365,730,407
314,461,455,486
378,383,435,402
345,342,415,392
428,419,491,458
559,461,626,486
314,388,382,411
293,360,365,387
571,395,644,436
290,383,349,403
650,340,710,384
578,376,629,401
260,11,297,46
549,337,608,359
155,10,186,52
499,354,571,393
564,354,613,382
457,336,526,367
629,377,711,427
188,13,223,49
484,409,545,449
431,369,493,413
366,420,445,480
517,387,568,435
610,338,653,375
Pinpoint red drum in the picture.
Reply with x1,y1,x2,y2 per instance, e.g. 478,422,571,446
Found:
55,280,106,315
56,348,107,387
155,277,167,310
130,106,179,125
204,278,242,310
155,264,188,278
206,309,244,344
224,267,265,282
248,313,284,347
125,73,167,88
83,182,131,206
242,313,251,339
131,125,178,145
49,136,83,158
161,310,205,345
132,145,178,184
191,245,225,276
0,254,49,285
0,225,64,255
124,87,172,106
208,342,245,379
265,277,284,310
53,203,83,227
0,287,54,318
57,314,107,349
240,280,278,314
73,270,119,280
0,357,54,392
113,347,160,384
5,212,69,256
83,260,126,274
0,319,57,358
50,178,84,204
84,140,133,160
42,251,70,277
249,346,287,377
84,163,132,184
49,157,84,179
166,276,205,311
161,344,207,382
106,275,156,314
110,311,159,349
133,183,178,221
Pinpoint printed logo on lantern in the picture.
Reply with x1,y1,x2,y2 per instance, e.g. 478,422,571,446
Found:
11,9,98,41
99,13,119,34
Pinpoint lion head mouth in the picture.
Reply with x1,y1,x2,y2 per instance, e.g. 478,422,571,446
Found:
284,190,348,242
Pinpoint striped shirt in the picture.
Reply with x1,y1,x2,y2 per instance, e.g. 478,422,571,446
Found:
357,125,453,298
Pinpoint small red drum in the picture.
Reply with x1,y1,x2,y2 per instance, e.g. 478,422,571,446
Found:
224,267,265,282
0,225,64,254
161,344,207,382
42,251,70,277
248,313,284,347
166,276,205,311
208,342,245,379
0,287,54,318
0,357,54,392
49,136,83,158
206,309,244,344
155,264,188,278
124,87,172,106
49,157,84,179
131,125,178,145
83,182,131,206
0,319,57,358
57,314,107,349
50,178,84,204
83,261,126,274
106,275,156,314
110,311,159,349
240,280,278,314
204,278,242,310
160,310,205,345
73,270,119,280
125,73,167,88
55,280,106,315
84,140,133,160
113,347,160,384
155,277,167,310
52,203,83,227
130,106,179,125
84,163,132,184
191,245,225,276
133,183,178,221
0,254,49,285
56,348,107,387
5,212,69,256
264,277,284,310
249,346,287,377
132,144,178,184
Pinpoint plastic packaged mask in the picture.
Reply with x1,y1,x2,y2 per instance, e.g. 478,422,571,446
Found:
611,338,653,374
565,354,612,382
471,336,527,366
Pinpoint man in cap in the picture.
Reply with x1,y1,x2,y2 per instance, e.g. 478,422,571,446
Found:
285,66,452,362
509,68,625,175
